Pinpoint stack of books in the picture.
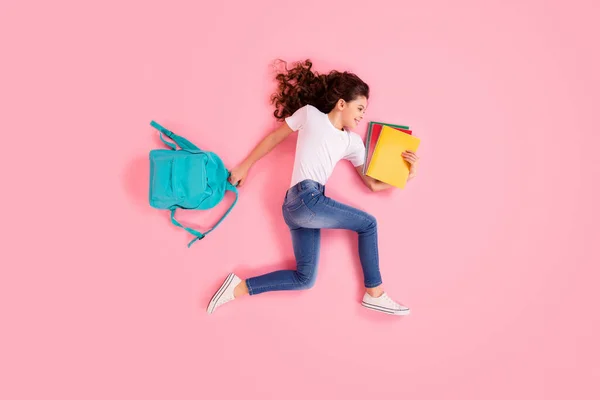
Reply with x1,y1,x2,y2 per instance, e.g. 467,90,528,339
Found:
362,121,421,189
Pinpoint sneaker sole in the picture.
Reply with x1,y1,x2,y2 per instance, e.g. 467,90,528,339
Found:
361,301,410,316
207,273,235,314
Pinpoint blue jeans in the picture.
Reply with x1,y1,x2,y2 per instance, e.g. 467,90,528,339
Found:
245,179,383,295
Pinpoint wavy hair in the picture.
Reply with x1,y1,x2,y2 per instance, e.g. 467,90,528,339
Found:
270,59,370,121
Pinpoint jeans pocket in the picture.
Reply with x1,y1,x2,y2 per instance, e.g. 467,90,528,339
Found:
285,196,306,212
289,203,316,225
283,195,316,225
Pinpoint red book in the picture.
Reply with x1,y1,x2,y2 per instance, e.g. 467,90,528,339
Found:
362,121,412,174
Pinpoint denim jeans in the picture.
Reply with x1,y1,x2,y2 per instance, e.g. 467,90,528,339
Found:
245,179,382,295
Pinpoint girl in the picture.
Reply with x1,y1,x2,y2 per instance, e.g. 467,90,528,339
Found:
207,59,419,316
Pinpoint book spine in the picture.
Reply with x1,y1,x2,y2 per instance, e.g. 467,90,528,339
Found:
370,121,410,130
363,122,374,174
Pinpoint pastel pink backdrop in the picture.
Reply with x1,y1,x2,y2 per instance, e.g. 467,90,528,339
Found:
1,0,598,399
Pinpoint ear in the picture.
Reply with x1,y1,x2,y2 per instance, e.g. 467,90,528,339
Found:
336,98,346,110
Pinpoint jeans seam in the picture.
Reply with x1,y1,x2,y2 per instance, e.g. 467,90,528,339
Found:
246,278,254,295
371,229,380,286
312,229,317,282
318,199,375,229
253,281,303,293
301,199,317,219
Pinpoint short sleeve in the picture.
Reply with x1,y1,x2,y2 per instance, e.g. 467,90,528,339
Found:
345,134,366,167
284,105,309,131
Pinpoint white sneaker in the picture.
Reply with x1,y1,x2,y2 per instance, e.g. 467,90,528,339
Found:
362,292,410,316
207,273,241,314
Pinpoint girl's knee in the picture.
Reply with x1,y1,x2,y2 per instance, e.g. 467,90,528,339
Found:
295,270,317,290
301,276,316,290
363,213,377,231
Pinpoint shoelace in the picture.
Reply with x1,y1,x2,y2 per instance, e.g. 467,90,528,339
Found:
381,293,401,308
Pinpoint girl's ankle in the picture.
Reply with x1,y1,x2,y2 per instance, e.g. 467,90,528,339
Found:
366,286,384,298
234,280,249,298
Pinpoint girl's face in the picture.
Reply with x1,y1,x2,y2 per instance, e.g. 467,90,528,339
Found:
341,96,368,129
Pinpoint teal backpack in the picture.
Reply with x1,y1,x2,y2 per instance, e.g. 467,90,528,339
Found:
149,121,238,247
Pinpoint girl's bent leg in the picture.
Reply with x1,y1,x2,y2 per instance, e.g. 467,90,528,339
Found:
302,195,383,289
245,227,321,295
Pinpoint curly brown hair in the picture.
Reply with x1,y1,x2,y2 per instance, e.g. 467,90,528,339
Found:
270,59,370,121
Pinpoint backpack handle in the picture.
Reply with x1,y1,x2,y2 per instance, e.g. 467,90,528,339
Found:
150,121,201,153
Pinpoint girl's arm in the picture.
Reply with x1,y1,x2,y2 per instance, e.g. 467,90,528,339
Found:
355,166,394,192
229,122,294,186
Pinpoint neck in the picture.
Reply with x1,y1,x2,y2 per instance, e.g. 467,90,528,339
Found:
327,112,345,131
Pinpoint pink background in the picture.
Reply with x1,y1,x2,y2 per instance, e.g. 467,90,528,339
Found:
2,0,599,399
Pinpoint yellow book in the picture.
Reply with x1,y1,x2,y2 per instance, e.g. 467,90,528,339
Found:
366,125,421,189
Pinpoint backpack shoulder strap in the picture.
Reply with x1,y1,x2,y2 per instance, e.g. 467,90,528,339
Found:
151,121,201,153
168,207,206,245
186,181,238,247
171,207,204,242
169,181,237,248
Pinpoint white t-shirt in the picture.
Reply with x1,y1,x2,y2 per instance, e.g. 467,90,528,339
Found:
284,104,366,187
